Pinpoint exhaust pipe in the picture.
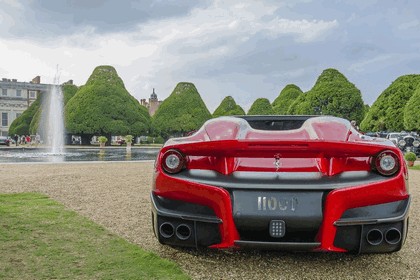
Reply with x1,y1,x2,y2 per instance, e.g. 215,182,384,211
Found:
176,224,192,240
385,228,401,245
159,222,175,238
366,229,383,245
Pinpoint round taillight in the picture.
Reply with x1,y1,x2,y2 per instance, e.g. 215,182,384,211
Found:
161,149,185,174
373,150,400,176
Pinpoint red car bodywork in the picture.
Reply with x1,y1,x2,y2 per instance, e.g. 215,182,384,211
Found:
151,116,410,253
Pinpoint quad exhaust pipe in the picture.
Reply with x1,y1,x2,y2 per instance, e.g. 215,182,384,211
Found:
159,222,175,238
366,228,402,246
384,228,401,245
366,229,383,245
176,224,192,240
159,222,192,241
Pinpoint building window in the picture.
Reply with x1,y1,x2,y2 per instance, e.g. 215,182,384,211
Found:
1,112,8,127
29,91,36,98
16,89,21,97
2,89,7,96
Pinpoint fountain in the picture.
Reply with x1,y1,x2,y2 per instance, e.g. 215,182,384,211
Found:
0,70,161,163
45,82,65,154
39,72,65,161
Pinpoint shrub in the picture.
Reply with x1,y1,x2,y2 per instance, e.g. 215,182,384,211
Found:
98,136,108,143
154,136,165,144
404,152,417,161
125,135,134,143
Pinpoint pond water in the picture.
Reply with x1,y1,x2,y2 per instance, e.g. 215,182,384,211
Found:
0,147,160,163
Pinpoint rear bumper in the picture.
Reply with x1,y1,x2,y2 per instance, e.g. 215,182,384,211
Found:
152,169,409,253
151,193,222,248
333,198,410,253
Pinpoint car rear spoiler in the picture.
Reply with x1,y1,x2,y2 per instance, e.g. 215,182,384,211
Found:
163,140,398,159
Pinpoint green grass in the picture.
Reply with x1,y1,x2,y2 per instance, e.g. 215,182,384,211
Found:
409,164,420,170
0,193,189,280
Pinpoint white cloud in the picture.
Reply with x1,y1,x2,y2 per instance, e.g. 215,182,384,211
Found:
0,0,339,110
264,18,338,42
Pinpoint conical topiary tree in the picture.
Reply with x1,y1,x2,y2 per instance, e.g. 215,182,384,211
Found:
360,74,420,131
272,84,303,114
65,65,151,144
403,85,420,131
29,83,79,135
8,96,41,136
152,82,211,139
248,98,274,115
288,68,365,123
213,96,245,118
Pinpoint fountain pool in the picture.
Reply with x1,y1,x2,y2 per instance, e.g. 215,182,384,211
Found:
0,147,160,163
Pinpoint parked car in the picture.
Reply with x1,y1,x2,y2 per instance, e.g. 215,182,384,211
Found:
364,132,379,137
0,136,8,145
116,139,126,145
151,116,410,254
0,136,14,146
386,132,401,145
397,134,420,156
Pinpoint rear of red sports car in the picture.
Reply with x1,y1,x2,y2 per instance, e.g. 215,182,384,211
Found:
151,116,410,253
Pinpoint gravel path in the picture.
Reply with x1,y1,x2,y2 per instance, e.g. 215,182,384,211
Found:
0,161,419,279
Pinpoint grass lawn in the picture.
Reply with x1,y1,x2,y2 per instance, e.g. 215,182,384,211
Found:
0,193,189,280
409,164,420,171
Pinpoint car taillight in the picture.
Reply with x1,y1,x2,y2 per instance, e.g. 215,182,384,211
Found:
373,150,400,176
161,149,185,174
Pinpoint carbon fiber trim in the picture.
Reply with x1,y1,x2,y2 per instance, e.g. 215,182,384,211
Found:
151,193,222,224
334,197,410,226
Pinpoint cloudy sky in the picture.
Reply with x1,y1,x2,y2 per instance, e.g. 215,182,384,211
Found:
1,0,419,112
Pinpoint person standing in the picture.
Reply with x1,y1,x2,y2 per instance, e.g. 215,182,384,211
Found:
26,135,31,146
13,134,19,146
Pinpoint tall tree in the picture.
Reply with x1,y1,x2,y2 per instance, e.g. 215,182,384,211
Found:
65,65,151,144
213,96,245,117
152,82,211,139
272,84,303,114
248,98,274,115
8,96,41,136
404,86,420,131
29,83,79,135
288,68,365,123
360,75,420,131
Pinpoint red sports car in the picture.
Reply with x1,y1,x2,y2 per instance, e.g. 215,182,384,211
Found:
151,116,410,253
